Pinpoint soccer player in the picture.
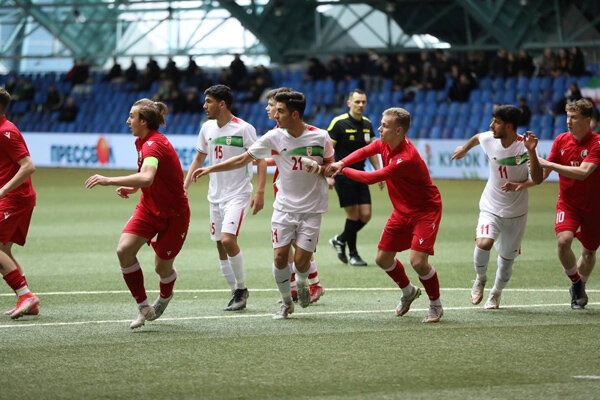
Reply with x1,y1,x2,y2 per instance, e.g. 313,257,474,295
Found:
85,99,190,329
452,105,543,309
192,91,334,319
184,84,266,311
327,107,444,323
327,89,383,266
265,87,324,304
536,99,600,309
0,87,41,319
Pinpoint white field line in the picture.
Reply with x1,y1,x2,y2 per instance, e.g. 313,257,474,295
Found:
0,302,598,330
573,375,600,380
2,287,598,297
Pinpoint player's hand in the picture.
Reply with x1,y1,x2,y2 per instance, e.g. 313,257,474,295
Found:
378,181,386,191
85,174,109,189
502,181,524,192
326,161,344,177
116,187,137,198
326,177,335,189
300,157,321,174
191,167,209,182
523,131,538,151
451,146,466,160
251,191,264,215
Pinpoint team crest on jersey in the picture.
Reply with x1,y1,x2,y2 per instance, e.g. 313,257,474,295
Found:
3,132,10,139
226,136,232,145
306,147,313,156
581,149,588,158
515,155,521,164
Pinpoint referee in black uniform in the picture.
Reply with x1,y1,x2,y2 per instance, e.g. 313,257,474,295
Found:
327,89,383,266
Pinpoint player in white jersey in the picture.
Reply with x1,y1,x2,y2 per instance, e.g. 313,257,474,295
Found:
452,105,542,309
184,84,267,311
191,91,334,319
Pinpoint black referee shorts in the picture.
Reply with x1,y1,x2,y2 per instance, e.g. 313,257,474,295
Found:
334,175,372,208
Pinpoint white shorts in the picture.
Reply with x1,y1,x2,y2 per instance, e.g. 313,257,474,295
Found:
476,211,527,260
209,195,251,241
271,209,322,253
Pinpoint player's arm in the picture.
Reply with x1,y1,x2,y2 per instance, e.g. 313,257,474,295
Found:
0,156,35,200
327,142,378,177
538,158,598,181
525,131,543,184
452,133,481,160
192,152,254,181
85,157,157,190
184,151,207,191
251,158,267,215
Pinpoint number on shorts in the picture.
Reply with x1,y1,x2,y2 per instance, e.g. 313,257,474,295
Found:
271,228,279,244
479,224,490,235
556,211,565,224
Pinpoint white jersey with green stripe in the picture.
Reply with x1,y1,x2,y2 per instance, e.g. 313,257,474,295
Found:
248,125,334,214
479,130,531,218
197,116,257,203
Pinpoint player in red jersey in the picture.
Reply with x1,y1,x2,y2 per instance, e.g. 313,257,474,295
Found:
86,99,190,329
538,99,600,309
327,107,444,323
0,88,41,319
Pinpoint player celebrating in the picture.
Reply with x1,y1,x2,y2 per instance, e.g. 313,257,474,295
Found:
86,99,190,329
0,87,40,319
327,107,444,323
184,84,266,311
192,91,334,319
452,105,543,309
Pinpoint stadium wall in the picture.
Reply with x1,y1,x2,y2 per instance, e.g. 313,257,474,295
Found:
24,132,558,181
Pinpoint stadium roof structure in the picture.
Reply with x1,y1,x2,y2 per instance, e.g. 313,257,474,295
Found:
1,0,599,72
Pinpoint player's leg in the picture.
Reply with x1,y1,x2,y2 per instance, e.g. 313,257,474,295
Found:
572,215,600,308
272,210,296,319
346,184,373,266
471,211,499,305
485,215,526,309
329,177,354,264
210,202,236,293
308,255,324,303
0,249,39,319
409,210,443,323
293,213,322,308
220,197,251,311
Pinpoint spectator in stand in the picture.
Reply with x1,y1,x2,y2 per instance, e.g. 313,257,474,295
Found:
536,48,557,77
568,47,587,76
423,65,447,91
218,68,232,87
57,96,79,122
185,56,199,81
553,48,570,77
43,85,63,112
304,57,327,81
64,58,90,85
489,48,510,78
432,49,450,75
183,90,203,114
168,88,186,114
326,55,345,83
125,59,139,84
10,77,35,102
515,50,535,77
186,67,211,93
518,97,532,127
553,82,583,116
103,57,123,82
164,57,181,86
132,68,154,92
447,70,476,102
146,57,162,83
229,53,248,90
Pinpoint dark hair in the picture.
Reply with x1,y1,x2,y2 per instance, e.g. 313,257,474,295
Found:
274,91,306,118
0,87,12,111
204,84,233,109
266,87,292,100
566,98,594,119
133,98,168,130
492,105,522,130
348,88,366,100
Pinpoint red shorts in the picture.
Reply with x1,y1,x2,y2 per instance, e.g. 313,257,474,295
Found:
378,208,442,255
555,200,600,251
123,204,191,260
0,203,34,246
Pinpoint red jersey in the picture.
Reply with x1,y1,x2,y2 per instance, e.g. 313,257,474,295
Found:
0,116,36,207
547,131,600,213
135,130,188,217
342,138,441,215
